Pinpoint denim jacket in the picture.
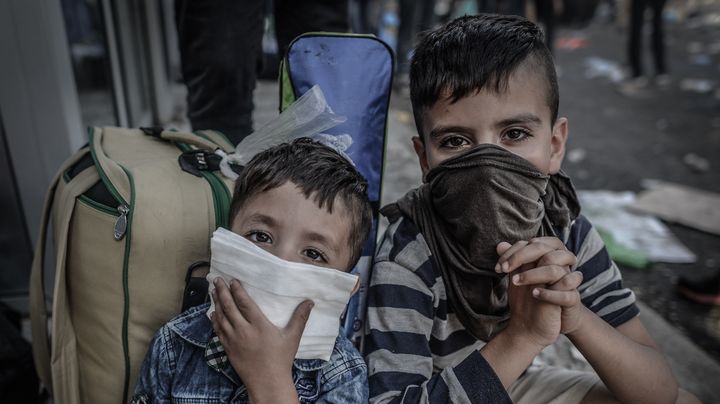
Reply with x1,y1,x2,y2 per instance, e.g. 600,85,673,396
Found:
132,303,368,403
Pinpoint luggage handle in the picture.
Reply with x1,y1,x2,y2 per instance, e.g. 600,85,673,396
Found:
140,127,232,152
30,147,94,395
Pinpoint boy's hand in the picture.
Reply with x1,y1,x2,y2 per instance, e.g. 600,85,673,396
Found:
211,278,313,402
496,242,562,351
496,238,585,334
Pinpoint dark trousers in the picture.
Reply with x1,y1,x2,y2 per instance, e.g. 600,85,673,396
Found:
396,0,435,75
175,0,348,145
628,0,667,78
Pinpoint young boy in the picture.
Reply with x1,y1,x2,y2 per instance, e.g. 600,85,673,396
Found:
132,138,372,403
364,14,689,403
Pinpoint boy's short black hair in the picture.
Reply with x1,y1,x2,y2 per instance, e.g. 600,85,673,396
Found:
229,138,372,269
410,14,559,137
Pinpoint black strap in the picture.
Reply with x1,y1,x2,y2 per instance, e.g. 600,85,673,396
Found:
181,261,210,313
140,126,164,138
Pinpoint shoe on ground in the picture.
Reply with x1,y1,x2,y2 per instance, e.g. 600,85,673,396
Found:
618,76,650,96
677,271,720,305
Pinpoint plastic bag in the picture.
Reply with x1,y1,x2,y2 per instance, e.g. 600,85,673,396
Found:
218,85,346,179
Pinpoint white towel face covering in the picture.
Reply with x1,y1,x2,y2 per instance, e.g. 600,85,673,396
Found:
207,228,358,361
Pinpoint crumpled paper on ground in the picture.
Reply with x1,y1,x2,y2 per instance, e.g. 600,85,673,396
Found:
577,190,696,266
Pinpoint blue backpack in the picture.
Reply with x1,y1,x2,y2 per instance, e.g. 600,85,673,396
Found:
279,33,394,343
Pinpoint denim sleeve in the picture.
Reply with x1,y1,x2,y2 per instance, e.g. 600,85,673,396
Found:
130,326,175,404
316,354,368,404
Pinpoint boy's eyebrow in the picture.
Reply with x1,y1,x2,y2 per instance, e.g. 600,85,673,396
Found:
245,213,277,227
495,113,543,128
428,125,474,139
302,231,340,253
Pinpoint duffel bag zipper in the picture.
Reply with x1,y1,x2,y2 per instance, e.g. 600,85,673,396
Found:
114,204,130,240
176,142,230,229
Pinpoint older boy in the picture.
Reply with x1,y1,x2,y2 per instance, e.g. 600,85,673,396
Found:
132,139,372,403
364,14,685,403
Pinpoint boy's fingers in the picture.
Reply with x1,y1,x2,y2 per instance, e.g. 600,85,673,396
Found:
214,279,248,328
285,300,314,342
495,240,528,272
548,271,584,291
512,265,570,286
537,249,577,269
500,238,567,273
496,241,513,256
228,280,265,325
532,287,581,307
211,293,234,335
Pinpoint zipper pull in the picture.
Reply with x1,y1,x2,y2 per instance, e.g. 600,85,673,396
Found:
114,205,129,241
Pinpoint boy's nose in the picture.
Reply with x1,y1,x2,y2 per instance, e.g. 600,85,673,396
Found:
275,244,297,264
475,131,499,146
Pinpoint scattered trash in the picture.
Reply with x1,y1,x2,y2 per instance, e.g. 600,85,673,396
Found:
683,153,711,172
656,118,668,131
679,78,716,93
556,37,589,50
597,228,650,269
584,57,625,83
566,148,586,164
630,181,720,236
578,190,697,266
690,54,712,66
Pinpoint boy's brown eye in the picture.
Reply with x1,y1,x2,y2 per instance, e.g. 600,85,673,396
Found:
303,248,326,262
441,136,469,148
503,129,530,142
246,231,272,243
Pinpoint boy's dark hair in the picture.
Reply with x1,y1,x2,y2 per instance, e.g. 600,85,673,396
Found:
410,14,559,137
229,138,372,269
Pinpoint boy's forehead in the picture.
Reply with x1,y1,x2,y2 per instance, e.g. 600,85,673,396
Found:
424,65,553,129
233,183,353,237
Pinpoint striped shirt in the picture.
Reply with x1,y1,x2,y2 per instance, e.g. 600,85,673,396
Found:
364,214,639,403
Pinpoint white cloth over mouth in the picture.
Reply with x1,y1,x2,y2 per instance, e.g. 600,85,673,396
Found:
206,228,358,361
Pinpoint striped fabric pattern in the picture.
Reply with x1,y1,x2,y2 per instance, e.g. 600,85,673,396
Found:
364,214,639,403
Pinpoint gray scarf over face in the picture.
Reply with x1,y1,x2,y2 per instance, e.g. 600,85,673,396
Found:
383,144,579,341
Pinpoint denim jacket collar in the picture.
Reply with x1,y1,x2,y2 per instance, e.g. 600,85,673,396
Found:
167,303,326,379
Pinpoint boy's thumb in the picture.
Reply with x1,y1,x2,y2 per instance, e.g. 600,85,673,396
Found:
286,300,314,339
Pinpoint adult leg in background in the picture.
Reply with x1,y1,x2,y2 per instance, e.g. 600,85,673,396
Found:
274,0,349,63
175,0,265,145
627,0,646,78
649,0,668,75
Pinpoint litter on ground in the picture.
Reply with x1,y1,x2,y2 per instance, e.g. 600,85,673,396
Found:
680,78,716,93
630,181,720,236
584,57,626,83
577,190,697,267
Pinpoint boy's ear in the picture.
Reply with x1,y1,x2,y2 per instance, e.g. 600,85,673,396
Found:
412,136,431,181
549,117,568,174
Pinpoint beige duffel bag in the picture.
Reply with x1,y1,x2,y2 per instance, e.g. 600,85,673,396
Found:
29,127,235,404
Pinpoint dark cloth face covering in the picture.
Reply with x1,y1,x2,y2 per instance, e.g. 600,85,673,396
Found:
384,144,579,341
